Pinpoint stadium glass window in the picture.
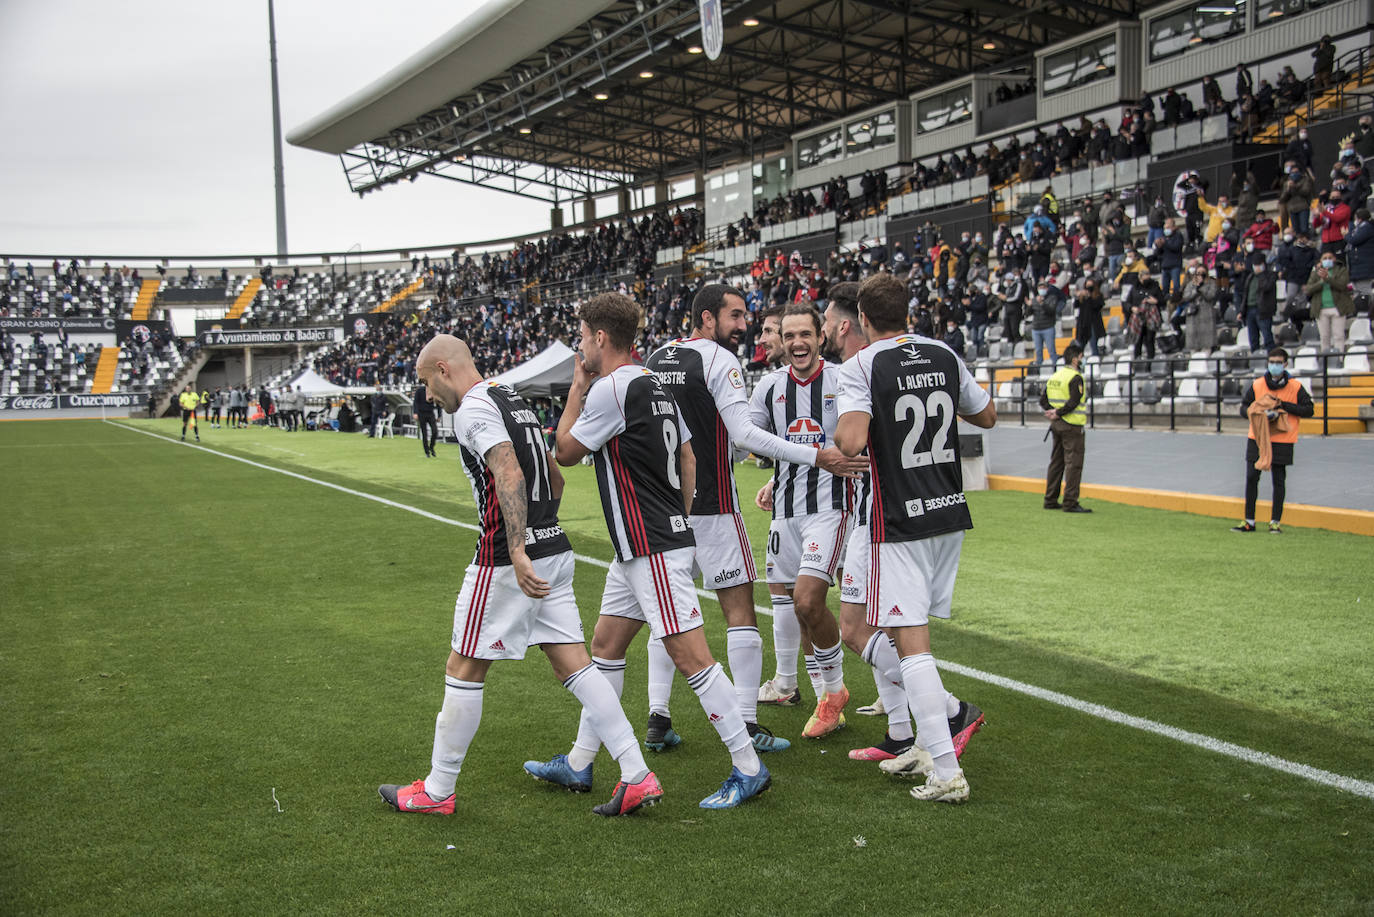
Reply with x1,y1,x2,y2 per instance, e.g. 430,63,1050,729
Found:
1254,0,1327,25
846,109,897,154
1148,1,1247,62
797,126,845,169
1041,35,1116,96
915,87,973,134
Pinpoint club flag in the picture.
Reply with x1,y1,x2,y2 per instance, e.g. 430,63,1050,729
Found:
698,0,723,60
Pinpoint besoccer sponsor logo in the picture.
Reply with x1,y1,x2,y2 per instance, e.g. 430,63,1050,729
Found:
489,639,506,652
669,514,689,533
905,498,925,517
713,567,742,585
786,417,826,446
922,492,968,511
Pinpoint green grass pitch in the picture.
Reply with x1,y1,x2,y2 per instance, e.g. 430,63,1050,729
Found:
2,418,1371,916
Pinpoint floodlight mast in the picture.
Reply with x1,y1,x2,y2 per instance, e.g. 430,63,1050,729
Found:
268,0,289,265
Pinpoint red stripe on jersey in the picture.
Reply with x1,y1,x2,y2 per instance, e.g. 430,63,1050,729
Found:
715,415,731,514
460,566,493,657
480,468,499,565
652,553,678,635
609,437,649,555
866,441,884,543
731,512,756,580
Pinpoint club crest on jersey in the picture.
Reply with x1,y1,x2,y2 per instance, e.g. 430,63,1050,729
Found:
823,393,836,412
786,417,826,447
727,368,744,389
900,344,931,367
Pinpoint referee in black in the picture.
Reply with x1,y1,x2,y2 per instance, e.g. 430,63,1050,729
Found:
413,383,438,457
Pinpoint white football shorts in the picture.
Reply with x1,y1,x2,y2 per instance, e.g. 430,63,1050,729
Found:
865,532,965,629
765,508,850,586
690,511,757,590
600,546,705,640
451,550,583,660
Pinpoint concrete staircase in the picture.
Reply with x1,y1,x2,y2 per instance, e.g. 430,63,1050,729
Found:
132,279,160,320
225,278,262,320
90,346,121,394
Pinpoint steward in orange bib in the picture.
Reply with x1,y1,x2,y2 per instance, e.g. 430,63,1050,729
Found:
1232,347,1313,534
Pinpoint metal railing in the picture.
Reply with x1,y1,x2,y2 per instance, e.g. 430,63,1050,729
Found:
984,347,1373,435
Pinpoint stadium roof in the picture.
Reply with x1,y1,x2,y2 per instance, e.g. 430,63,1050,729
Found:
289,0,1139,205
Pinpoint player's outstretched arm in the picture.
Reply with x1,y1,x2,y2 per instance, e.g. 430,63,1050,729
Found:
554,356,594,466
834,411,870,457
486,441,551,599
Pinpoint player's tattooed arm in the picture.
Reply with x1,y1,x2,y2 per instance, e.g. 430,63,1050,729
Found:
486,441,550,598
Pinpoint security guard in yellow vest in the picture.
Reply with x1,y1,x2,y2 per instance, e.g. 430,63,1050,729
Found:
178,385,201,443
1039,342,1090,513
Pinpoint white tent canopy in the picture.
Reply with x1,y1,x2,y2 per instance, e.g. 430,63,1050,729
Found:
291,369,350,396
489,341,575,399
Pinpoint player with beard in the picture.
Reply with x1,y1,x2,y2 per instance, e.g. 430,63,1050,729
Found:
814,283,987,768
759,306,785,368
643,284,866,755
749,304,852,739
835,273,996,803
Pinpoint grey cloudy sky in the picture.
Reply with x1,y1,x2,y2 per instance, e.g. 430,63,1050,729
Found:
0,0,552,260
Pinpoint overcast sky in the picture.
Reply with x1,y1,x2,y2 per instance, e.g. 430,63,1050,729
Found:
0,0,553,261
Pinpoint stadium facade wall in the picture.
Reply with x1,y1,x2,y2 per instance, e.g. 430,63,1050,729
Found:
1036,22,1143,125
1140,0,1372,94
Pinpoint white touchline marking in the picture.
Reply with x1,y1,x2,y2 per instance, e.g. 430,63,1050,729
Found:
107,420,1374,802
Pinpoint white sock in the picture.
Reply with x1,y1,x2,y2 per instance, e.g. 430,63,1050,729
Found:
899,653,959,780
814,640,846,694
569,656,626,772
804,654,825,700
726,626,763,724
423,677,484,799
770,594,799,691
688,663,761,776
564,662,648,783
863,632,913,740
647,636,674,718
946,692,961,719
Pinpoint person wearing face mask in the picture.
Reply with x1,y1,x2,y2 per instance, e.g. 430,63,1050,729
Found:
1284,130,1314,175
1180,260,1219,351
1311,191,1352,255
1029,283,1059,369
1346,208,1374,301
1040,343,1091,514
1198,193,1236,244
1242,209,1277,253
1112,247,1146,302
1273,231,1318,330
1304,252,1354,353
1103,211,1130,278
1127,268,1163,360
1236,255,1278,353
1232,348,1313,534
1155,218,1186,300
1073,279,1106,356
1354,116,1374,160
1338,156,1370,212
1278,162,1315,236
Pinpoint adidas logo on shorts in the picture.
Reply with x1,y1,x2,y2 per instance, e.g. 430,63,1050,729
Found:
689,608,701,619
489,639,506,651
709,712,722,722
889,606,902,617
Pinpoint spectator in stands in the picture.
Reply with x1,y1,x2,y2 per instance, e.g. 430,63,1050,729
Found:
1028,285,1059,369
1155,219,1186,301
1312,35,1336,91
1305,251,1354,353
1312,189,1352,254
1000,267,1027,345
1198,193,1236,245
1072,279,1106,357
1161,88,1183,126
1127,268,1163,360
1346,208,1374,302
1146,196,1170,248
964,282,990,350
368,386,387,437
1242,210,1278,255
1026,226,1054,284
1273,229,1317,318
1285,129,1315,178
1180,260,1219,351
1102,210,1130,278
1234,63,1254,102
1237,255,1279,353
1233,172,1260,230
1279,162,1316,236
942,317,965,356
1338,155,1370,212
1202,76,1226,115
1112,248,1146,303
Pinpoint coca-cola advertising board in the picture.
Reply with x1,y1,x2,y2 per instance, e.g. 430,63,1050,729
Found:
0,393,150,411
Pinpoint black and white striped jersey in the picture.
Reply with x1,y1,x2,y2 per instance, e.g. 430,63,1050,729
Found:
569,364,696,562
644,337,745,516
747,361,847,519
836,334,990,543
454,380,571,567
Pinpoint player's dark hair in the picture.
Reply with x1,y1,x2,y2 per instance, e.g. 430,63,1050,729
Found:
762,304,785,322
692,283,744,329
857,273,908,333
827,281,859,323
580,292,642,351
781,303,822,336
